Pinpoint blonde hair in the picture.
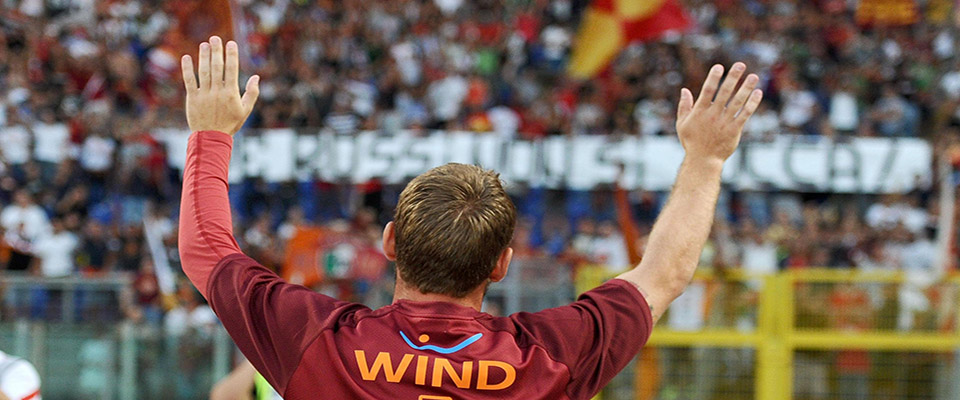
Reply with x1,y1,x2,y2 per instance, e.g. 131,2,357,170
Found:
393,163,516,297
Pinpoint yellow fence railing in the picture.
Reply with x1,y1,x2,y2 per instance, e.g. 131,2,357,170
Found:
579,267,960,400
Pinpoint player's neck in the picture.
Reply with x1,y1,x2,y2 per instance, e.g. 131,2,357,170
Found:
392,280,485,311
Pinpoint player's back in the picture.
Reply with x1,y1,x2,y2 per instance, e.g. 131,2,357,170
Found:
209,254,652,400
295,301,568,399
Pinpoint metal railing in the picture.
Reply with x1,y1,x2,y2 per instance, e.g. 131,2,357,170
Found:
595,268,960,400
6,266,956,399
485,257,575,315
0,273,132,323
0,318,234,400
0,258,575,399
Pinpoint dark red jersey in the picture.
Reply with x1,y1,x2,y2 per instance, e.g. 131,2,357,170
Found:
179,131,653,400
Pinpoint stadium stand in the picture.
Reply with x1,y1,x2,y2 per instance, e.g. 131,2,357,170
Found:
0,0,959,399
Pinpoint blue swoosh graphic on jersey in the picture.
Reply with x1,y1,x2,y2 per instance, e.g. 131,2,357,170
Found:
399,331,483,354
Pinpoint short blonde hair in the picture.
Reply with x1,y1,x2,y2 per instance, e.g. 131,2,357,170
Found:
393,163,516,297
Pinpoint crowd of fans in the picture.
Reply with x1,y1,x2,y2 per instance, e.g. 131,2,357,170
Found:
0,1,957,399
0,0,955,326
556,190,939,275
4,0,960,138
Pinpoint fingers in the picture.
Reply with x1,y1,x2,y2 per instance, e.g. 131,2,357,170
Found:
241,75,261,115
233,75,261,133
736,89,765,125
225,41,239,90
726,74,759,117
714,62,746,106
181,55,197,92
677,88,693,120
198,42,211,91
210,36,225,87
694,64,724,109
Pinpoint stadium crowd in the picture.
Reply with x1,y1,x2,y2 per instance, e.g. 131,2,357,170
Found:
4,0,960,138
0,0,953,317
0,0,957,398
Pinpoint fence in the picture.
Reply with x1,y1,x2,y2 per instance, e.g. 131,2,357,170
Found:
2,266,958,399
1,274,132,323
0,319,234,400
0,259,571,400
0,273,234,400
620,268,960,400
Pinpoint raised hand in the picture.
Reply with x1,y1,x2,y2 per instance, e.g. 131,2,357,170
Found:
676,62,763,164
181,36,260,135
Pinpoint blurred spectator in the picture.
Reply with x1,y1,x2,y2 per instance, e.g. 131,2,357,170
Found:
79,132,117,176
165,282,217,399
75,220,114,273
591,221,629,271
165,282,215,337
830,282,871,400
829,79,859,134
871,85,919,137
0,125,31,167
31,218,78,278
127,259,163,325
865,194,928,233
855,233,893,269
571,219,597,260
739,220,778,275
1,190,50,271
779,80,819,134
633,88,672,137
743,102,780,140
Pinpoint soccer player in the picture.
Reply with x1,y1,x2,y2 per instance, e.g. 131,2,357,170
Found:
179,36,762,399
0,349,41,400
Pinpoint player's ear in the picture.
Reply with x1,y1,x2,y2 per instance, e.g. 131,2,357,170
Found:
382,222,396,261
489,247,513,282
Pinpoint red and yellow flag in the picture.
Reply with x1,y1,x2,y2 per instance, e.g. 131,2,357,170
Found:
568,0,691,79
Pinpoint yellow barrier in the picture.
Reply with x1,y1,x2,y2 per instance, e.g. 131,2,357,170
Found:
583,268,960,400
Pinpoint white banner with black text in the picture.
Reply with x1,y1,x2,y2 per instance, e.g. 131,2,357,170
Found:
156,129,933,193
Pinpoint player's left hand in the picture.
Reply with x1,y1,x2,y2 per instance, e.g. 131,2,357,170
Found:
181,36,260,135
675,62,762,165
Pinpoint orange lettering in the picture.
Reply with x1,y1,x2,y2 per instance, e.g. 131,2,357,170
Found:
415,355,429,385
430,358,473,389
477,360,515,390
355,351,413,383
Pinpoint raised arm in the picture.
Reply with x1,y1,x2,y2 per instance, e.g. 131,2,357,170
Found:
178,39,359,396
178,36,260,298
617,63,762,322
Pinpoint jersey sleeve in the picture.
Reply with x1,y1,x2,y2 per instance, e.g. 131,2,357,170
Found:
178,130,243,299
207,253,367,396
509,278,653,399
177,131,364,395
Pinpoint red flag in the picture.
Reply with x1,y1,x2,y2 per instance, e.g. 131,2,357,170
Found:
171,0,240,52
569,0,691,79
152,0,243,73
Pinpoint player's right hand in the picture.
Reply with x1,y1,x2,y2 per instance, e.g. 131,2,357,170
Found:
181,36,260,135
676,62,763,164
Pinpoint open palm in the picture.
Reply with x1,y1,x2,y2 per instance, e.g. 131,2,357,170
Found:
181,36,260,135
676,62,763,163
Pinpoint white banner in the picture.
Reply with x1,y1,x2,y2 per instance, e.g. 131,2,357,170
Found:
156,129,933,193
